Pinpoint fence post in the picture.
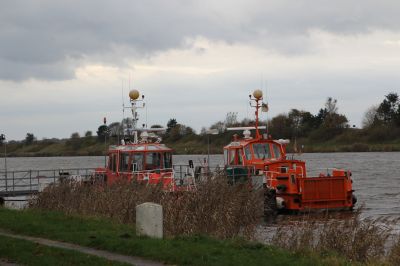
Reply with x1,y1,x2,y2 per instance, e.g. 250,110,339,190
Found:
5,171,8,192
29,170,32,191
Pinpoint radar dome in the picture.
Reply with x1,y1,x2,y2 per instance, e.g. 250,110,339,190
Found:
129,89,140,100
253,89,263,100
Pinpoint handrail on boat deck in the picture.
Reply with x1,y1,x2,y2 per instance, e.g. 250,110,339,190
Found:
0,168,97,194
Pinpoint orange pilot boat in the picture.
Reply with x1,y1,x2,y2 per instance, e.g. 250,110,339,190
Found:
94,89,195,192
224,90,356,214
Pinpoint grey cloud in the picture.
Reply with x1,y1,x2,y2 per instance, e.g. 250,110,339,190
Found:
1,0,400,81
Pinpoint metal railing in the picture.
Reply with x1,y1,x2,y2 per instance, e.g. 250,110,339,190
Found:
0,168,96,197
225,165,256,185
0,164,254,198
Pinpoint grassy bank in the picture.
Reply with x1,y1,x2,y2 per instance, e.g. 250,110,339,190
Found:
7,138,400,157
29,180,400,265
0,234,129,266
0,208,350,266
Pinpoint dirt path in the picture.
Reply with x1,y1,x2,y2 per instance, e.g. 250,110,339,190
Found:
0,259,19,266
0,231,165,266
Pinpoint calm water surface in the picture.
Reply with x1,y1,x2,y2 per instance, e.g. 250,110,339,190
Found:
1,152,399,219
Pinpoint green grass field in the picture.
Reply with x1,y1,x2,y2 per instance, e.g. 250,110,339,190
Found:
0,234,129,266
0,208,351,266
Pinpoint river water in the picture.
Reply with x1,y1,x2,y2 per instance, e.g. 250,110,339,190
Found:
0,152,399,219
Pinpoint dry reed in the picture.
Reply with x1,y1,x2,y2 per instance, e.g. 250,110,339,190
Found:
30,176,263,239
30,177,400,264
271,210,400,264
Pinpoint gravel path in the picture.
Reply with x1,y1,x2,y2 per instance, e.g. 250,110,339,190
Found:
0,231,165,266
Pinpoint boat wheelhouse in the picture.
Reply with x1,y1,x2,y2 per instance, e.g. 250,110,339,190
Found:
224,90,356,213
95,90,195,191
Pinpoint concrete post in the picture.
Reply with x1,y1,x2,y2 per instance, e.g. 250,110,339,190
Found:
136,202,163,239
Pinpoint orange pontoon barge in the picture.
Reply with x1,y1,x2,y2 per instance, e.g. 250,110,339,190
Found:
224,90,356,213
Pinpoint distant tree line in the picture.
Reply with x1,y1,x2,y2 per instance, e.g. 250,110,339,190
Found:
10,92,400,155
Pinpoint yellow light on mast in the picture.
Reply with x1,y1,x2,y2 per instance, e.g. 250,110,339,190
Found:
129,89,140,100
253,89,263,100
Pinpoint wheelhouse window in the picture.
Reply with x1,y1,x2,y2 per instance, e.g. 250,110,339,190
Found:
164,152,172,169
244,146,252,160
119,152,130,172
131,153,144,171
229,149,236,165
108,154,117,172
253,143,272,159
145,152,162,170
226,148,244,165
272,144,282,158
224,150,228,164
237,150,243,165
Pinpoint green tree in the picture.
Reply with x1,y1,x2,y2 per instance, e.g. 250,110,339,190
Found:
25,133,35,145
210,121,225,133
321,97,348,129
288,109,317,137
108,122,122,137
309,97,348,140
362,106,378,128
269,114,292,139
97,125,110,140
166,119,178,133
376,92,400,126
68,132,81,150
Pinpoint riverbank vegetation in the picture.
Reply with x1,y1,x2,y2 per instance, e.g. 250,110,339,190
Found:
6,178,400,265
31,177,263,239
0,234,129,266
0,208,350,266
3,92,400,156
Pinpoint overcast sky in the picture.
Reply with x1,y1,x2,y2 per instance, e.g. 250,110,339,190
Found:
1,0,400,140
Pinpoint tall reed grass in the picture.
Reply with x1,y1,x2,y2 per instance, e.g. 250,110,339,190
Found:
29,178,400,265
271,210,400,265
30,177,263,239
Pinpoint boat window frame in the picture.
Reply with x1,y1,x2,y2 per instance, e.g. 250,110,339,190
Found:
272,143,282,159
119,152,131,172
252,143,272,160
237,149,243,165
226,148,244,165
244,145,252,160
144,152,163,170
229,149,236,165
224,149,229,165
164,152,172,169
108,153,117,173
131,152,144,172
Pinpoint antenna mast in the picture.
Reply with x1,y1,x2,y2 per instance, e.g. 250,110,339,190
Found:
249,90,263,139
264,79,269,135
126,90,145,143
121,80,125,139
